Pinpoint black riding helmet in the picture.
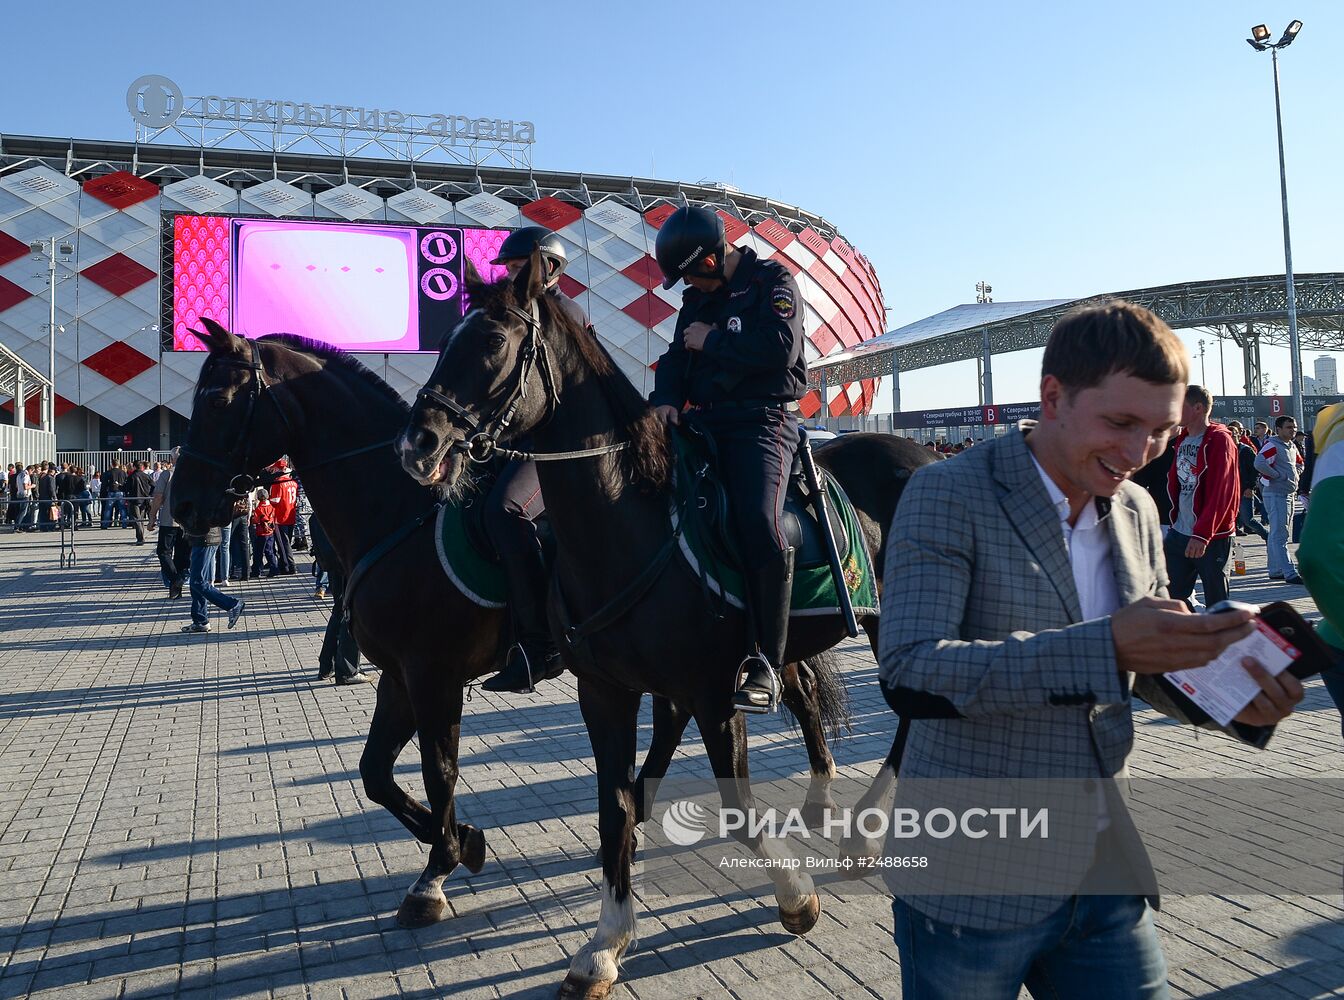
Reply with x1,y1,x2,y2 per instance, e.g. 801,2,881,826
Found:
654,206,725,289
492,226,568,286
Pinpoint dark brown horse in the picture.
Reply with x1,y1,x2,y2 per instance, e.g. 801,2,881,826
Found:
397,258,933,998
169,320,857,937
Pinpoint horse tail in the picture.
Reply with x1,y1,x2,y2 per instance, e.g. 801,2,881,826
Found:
780,650,852,742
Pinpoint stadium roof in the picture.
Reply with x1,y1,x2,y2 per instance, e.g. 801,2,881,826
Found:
811,272,1344,385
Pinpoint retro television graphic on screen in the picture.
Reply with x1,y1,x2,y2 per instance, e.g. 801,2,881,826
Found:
168,215,508,353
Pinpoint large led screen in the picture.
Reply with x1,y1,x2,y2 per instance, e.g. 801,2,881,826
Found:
168,215,509,352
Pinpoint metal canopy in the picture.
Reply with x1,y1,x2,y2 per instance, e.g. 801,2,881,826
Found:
812,273,1344,385
0,339,50,395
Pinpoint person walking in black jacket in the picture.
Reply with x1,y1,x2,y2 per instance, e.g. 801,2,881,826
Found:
1227,420,1268,538
125,462,154,544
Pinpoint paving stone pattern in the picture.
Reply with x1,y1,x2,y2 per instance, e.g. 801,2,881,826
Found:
1,527,1342,999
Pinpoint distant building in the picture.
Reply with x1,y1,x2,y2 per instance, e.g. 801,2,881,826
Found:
1313,356,1338,394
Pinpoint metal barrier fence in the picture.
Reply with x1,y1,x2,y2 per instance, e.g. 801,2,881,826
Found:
1,424,56,470
56,450,174,472
3,498,80,566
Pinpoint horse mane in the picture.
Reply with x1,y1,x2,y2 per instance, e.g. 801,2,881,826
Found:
477,280,672,493
256,333,410,416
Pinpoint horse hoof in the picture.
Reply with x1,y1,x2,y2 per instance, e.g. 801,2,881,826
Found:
799,800,835,832
780,893,821,936
461,827,487,874
558,974,614,999
396,893,448,928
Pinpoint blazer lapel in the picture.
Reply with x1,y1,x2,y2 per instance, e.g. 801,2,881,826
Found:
995,426,1083,623
1106,492,1146,605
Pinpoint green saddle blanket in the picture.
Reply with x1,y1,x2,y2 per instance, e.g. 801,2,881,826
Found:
435,501,507,609
669,434,879,618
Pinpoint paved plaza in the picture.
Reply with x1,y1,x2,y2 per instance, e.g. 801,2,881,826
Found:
1,525,1343,1000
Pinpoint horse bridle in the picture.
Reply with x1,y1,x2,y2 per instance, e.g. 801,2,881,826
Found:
416,299,627,465
180,338,394,496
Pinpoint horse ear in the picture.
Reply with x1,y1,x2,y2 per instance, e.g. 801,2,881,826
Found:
513,245,545,304
194,318,238,353
464,258,485,295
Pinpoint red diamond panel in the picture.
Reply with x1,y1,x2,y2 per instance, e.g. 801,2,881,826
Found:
620,255,663,291
0,275,32,312
770,253,801,277
644,204,677,229
798,390,822,420
2,393,75,424
809,324,839,355
81,342,156,385
718,211,749,245
557,273,587,299
81,253,155,296
83,170,159,210
520,196,583,231
753,218,795,251
829,388,851,418
0,231,28,268
829,236,856,267
621,291,677,328
797,228,830,259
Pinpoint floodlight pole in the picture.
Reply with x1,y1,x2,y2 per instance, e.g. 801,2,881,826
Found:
1267,42,1304,429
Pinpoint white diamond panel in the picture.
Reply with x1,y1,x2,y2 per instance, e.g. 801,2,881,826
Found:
162,175,237,215
315,183,385,221
386,188,453,225
240,179,313,218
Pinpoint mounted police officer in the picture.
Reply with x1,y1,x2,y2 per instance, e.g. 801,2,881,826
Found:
481,226,589,694
649,206,808,713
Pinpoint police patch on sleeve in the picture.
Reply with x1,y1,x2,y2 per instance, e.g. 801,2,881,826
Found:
771,285,796,319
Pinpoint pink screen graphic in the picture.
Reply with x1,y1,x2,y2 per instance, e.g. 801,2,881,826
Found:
233,219,420,352
172,216,230,351
171,217,511,352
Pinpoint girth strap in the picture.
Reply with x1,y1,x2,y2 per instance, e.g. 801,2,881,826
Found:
342,502,444,625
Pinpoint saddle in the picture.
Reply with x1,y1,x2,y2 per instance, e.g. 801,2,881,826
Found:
673,422,851,574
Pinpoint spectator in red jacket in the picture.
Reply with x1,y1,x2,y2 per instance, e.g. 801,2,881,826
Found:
267,459,298,575
1164,385,1240,607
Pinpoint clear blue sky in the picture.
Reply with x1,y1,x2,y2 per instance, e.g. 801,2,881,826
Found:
3,0,1340,411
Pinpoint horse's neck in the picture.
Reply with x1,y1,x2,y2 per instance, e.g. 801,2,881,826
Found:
531,363,668,582
282,366,428,572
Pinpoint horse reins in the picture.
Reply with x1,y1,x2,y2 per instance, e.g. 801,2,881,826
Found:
416,300,629,466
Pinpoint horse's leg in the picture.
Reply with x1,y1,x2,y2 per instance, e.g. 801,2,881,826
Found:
696,705,821,936
780,661,838,830
837,612,900,871
562,677,641,1000
396,674,475,929
359,666,436,843
632,695,690,825
837,731,901,873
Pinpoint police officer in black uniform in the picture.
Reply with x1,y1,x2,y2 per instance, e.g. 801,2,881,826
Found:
650,206,807,713
481,226,591,693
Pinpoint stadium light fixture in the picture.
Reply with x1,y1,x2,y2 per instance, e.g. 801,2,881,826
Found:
1245,19,1306,427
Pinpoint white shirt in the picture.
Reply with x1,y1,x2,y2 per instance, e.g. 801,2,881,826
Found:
1030,454,1120,622
1031,454,1123,832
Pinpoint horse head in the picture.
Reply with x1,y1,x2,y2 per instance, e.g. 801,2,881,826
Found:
398,248,556,491
172,319,290,532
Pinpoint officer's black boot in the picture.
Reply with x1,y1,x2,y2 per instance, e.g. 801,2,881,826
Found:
482,547,562,694
733,546,794,714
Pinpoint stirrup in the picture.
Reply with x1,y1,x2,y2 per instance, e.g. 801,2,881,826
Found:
732,652,780,715
482,643,539,694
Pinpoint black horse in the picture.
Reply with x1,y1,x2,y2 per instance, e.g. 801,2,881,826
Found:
169,319,856,936
398,257,933,998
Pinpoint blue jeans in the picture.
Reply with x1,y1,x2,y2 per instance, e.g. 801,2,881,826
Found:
216,524,232,582
1264,491,1295,577
101,491,124,527
1237,495,1267,537
893,895,1169,999
189,544,240,627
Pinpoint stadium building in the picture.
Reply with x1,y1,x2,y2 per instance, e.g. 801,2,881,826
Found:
0,120,887,452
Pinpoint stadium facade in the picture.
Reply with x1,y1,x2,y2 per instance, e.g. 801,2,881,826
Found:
0,134,887,451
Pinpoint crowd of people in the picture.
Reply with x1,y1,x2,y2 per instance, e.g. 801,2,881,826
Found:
3,458,159,538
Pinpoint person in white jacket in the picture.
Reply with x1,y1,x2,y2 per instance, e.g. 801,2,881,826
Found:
1254,414,1304,583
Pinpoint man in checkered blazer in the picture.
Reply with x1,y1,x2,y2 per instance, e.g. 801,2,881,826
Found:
879,302,1303,999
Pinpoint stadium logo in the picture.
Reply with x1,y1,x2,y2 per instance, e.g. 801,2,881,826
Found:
127,75,184,129
661,800,708,846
